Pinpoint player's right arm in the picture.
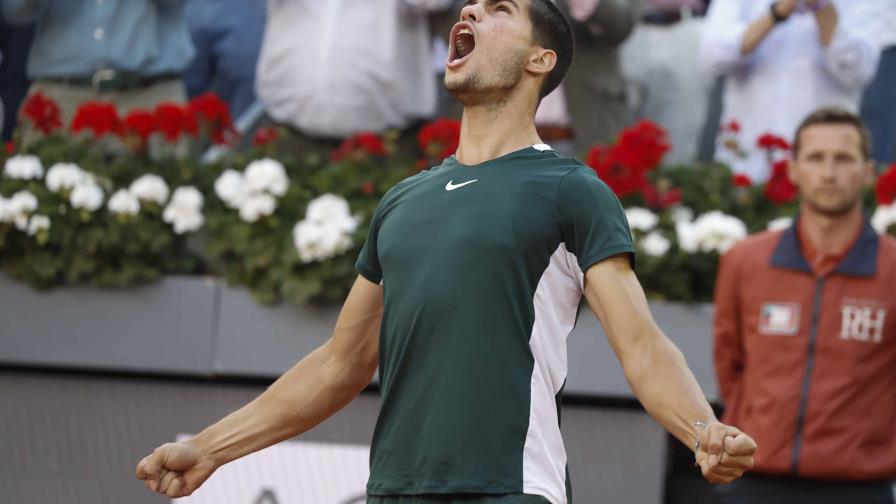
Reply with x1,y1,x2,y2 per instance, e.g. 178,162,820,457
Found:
134,275,384,498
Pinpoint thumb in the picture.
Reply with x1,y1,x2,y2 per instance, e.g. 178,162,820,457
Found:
136,452,162,480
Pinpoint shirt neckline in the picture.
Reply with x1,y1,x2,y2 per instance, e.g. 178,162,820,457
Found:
445,144,553,169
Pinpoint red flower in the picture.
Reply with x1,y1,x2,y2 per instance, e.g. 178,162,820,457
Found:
587,145,649,198
71,101,124,137
123,110,157,144
188,92,234,145
612,120,670,174
415,159,430,171
332,132,386,161
731,174,753,188
764,160,798,205
360,180,376,195
585,121,669,198
724,120,741,133
154,102,198,142
642,184,682,209
418,118,461,160
757,133,791,151
876,164,896,205
4,141,14,156
252,127,279,147
20,92,62,135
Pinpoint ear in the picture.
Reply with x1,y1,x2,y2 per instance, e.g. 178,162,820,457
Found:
525,48,556,77
863,159,877,186
787,158,798,185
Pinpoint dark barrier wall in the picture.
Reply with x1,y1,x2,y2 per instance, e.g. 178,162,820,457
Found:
0,369,681,504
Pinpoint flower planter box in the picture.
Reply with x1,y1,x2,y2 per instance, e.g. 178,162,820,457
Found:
212,284,342,377
0,274,218,375
0,273,719,402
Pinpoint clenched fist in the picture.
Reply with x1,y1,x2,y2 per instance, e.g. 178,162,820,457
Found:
135,441,219,498
695,422,757,484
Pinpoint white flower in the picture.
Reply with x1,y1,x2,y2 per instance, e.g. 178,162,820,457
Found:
238,193,278,223
244,158,288,197
214,169,248,208
292,194,360,263
108,189,140,216
8,190,38,215
670,206,694,224
8,190,40,230
14,214,29,231
767,216,793,231
675,220,697,253
163,206,205,234
163,186,204,234
305,194,352,224
641,231,671,257
129,174,170,205
26,214,50,236
871,204,896,235
293,220,356,263
70,182,104,212
691,211,748,254
170,186,204,210
45,163,86,192
4,154,43,180
625,207,659,232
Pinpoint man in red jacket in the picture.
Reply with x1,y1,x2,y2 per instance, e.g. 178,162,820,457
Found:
713,106,896,503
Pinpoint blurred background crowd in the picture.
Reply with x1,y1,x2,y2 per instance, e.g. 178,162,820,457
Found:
1,0,894,177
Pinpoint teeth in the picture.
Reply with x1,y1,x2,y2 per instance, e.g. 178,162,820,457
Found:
459,28,471,35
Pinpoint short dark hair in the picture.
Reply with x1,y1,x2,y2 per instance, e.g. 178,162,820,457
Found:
793,106,872,160
527,0,574,100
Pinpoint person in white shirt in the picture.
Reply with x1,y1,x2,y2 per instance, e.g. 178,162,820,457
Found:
699,0,879,181
534,0,640,158
620,0,709,165
255,0,451,146
860,0,896,166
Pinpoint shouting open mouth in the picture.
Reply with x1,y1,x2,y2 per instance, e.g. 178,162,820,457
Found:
447,22,477,69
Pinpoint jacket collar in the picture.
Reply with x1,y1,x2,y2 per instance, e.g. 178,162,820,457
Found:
770,215,879,277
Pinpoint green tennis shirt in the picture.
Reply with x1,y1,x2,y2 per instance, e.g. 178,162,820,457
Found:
355,145,634,504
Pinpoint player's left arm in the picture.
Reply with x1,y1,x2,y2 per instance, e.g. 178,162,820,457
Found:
583,255,757,483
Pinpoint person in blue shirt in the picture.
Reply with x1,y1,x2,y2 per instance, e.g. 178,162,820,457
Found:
1,0,195,123
182,0,264,121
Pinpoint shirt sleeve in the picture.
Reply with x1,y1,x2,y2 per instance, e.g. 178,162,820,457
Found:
699,0,753,76
356,202,385,285
820,0,880,90
713,244,745,421
556,166,635,274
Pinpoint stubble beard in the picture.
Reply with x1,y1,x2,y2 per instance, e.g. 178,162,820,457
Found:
444,52,525,108
802,188,863,218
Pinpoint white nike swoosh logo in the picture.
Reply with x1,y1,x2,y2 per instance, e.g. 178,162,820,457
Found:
445,179,478,191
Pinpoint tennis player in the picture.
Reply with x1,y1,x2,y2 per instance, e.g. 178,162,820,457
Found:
136,1,757,502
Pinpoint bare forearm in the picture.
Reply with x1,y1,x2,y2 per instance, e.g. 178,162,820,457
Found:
813,4,837,47
623,333,717,451
740,11,776,55
190,344,374,465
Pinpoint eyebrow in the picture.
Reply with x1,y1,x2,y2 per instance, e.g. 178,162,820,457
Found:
463,0,521,11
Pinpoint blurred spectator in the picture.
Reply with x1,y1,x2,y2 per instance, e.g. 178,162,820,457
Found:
535,0,640,157
183,0,264,120
621,0,710,165
0,0,195,123
713,108,896,504
700,0,879,181
255,0,452,156
860,0,896,166
0,16,33,140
